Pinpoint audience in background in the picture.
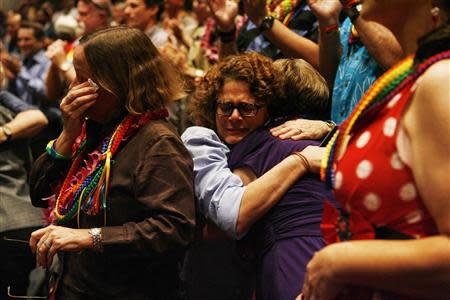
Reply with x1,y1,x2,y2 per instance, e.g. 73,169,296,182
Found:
0,0,447,299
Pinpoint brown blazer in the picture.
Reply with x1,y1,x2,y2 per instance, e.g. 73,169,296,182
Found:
29,119,196,299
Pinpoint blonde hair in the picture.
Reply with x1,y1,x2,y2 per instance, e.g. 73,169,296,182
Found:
80,26,185,114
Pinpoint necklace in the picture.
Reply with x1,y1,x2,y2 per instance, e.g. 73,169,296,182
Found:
200,18,219,63
321,50,450,189
266,0,300,25
52,108,168,225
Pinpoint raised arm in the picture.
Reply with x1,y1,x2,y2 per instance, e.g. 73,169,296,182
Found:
207,0,240,59
352,2,404,69
307,0,343,86
242,0,319,68
45,40,76,101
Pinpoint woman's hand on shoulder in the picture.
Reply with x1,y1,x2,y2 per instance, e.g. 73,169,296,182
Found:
271,119,332,140
30,225,93,268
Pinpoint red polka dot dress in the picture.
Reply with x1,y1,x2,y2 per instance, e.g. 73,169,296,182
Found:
331,78,438,241
320,76,439,300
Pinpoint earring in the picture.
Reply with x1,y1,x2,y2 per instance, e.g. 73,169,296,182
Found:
431,6,440,18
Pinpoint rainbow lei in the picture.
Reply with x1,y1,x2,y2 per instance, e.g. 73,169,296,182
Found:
321,50,450,189
200,18,219,63
51,108,168,225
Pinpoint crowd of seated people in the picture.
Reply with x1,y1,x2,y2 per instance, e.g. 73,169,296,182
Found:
0,0,448,299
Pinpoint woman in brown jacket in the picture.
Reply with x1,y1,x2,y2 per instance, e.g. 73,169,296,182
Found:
28,26,196,300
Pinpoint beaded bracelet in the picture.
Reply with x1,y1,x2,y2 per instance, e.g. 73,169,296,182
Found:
292,151,311,172
46,139,71,160
320,24,339,34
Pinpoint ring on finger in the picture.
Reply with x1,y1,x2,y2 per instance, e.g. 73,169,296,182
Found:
44,240,51,248
296,128,302,134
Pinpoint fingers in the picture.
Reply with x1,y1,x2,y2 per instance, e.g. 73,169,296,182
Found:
60,84,98,114
64,93,98,110
31,226,61,268
62,81,97,102
270,124,290,136
47,239,60,267
36,231,51,268
271,125,304,140
30,226,49,253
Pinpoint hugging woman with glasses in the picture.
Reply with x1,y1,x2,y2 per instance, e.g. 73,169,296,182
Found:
27,27,196,299
182,52,338,299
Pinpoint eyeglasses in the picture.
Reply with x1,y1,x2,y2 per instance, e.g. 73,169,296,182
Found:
3,237,50,299
216,102,265,117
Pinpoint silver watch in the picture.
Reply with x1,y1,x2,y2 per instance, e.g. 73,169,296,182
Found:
89,227,103,252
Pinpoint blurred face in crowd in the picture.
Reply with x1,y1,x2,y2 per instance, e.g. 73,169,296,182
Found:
215,79,268,145
164,0,184,13
112,2,127,24
125,0,158,31
192,0,209,22
76,0,109,35
7,13,21,36
17,27,42,58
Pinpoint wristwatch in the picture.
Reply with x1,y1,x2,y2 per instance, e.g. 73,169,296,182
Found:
1,125,12,141
89,227,103,252
259,15,275,32
346,3,362,23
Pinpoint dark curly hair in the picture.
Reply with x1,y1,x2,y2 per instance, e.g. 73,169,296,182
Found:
189,52,283,129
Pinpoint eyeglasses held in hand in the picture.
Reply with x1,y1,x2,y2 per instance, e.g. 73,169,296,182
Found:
216,102,265,117
7,286,48,299
3,237,29,244
3,237,51,298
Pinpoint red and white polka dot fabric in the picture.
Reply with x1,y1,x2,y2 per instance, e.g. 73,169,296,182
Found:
333,79,438,239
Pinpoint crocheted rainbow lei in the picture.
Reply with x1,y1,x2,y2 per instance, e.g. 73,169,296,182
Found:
321,50,450,189
49,108,168,225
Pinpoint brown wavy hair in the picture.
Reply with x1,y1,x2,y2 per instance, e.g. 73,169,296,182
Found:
79,26,185,114
272,58,329,121
189,52,283,129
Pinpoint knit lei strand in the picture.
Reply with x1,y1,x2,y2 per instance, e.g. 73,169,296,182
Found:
321,50,450,189
51,108,168,225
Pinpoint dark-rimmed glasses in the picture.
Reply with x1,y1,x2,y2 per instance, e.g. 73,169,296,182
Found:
216,102,265,117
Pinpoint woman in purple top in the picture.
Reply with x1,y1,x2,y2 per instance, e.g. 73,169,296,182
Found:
189,53,338,299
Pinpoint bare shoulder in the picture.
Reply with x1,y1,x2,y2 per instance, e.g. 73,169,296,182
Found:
411,59,450,114
417,59,450,90
402,59,449,142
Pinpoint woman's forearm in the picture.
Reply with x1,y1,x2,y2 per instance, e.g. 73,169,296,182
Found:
262,20,319,69
235,153,309,236
323,236,450,299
